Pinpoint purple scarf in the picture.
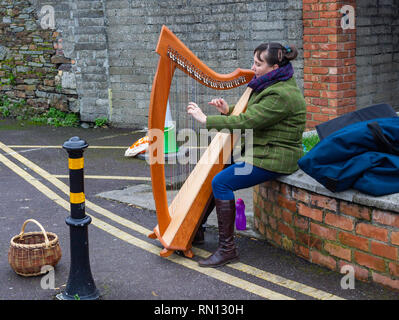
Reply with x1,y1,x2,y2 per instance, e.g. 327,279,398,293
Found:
248,63,294,92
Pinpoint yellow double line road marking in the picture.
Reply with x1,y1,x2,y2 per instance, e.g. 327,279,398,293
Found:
6,145,151,182
54,175,152,181
0,148,290,300
0,141,345,300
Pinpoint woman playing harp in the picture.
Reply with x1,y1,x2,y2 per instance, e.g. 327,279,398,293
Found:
187,43,306,268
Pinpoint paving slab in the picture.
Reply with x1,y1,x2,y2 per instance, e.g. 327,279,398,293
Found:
96,184,261,239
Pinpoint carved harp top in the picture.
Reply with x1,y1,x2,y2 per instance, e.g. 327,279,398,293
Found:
148,25,254,257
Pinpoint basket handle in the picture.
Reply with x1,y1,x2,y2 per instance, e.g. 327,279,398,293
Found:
18,219,50,247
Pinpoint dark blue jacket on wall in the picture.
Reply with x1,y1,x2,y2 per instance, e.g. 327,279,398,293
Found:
298,117,399,196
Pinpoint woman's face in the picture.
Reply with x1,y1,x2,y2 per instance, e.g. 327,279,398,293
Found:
251,51,278,78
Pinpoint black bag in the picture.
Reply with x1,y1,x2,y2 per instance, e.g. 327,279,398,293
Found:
315,103,397,140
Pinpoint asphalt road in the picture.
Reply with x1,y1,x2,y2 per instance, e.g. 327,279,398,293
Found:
1,119,398,306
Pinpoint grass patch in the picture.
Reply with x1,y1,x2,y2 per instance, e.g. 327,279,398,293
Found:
94,117,108,128
0,94,79,128
302,134,320,153
30,107,79,127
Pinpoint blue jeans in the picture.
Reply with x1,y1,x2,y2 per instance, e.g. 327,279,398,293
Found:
212,162,284,200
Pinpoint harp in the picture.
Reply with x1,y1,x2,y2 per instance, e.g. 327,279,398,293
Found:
147,25,254,258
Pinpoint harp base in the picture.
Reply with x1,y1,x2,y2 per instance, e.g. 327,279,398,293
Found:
160,248,174,257
148,232,157,239
148,228,194,258
160,248,194,258
183,249,194,258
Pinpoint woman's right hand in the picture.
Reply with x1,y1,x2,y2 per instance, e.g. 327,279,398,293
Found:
208,98,229,115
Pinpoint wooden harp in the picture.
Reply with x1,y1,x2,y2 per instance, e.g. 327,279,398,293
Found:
147,25,254,258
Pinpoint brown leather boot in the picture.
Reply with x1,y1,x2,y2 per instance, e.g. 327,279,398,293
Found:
192,196,215,245
198,199,238,268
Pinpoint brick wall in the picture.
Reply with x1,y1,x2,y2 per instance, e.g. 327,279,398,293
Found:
254,180,399,291
303,0,399,129
303,0,357,129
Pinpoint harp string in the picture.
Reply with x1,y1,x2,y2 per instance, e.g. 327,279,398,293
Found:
166,65,190,207
165,57,246,210
165,64,202,207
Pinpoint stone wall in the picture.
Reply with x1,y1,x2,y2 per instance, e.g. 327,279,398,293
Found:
106,0,304,128
0,0,77,115
3,1,399,128
31,0,110,122
29,0,303,128
356,0,399,111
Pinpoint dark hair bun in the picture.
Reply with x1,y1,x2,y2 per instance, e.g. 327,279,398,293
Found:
285,45,298,61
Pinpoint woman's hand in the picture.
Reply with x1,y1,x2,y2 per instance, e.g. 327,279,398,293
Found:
187,102,207,124
208,98,229,114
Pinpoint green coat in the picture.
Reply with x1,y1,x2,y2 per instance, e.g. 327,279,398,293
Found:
206,77,306,174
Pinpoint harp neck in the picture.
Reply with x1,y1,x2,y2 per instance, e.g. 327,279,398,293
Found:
155,25,254,90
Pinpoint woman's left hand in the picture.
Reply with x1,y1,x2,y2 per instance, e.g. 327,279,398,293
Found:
187,102,207,124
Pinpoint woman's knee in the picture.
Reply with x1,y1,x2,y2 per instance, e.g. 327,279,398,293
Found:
212,173,235,200
211,174,223,192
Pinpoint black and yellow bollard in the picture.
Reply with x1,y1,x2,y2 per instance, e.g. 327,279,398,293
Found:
57,136,99,300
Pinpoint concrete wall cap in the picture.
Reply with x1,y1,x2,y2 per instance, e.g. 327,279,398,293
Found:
277,169,399,214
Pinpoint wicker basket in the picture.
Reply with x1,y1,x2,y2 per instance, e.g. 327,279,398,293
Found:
8,219,62,277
